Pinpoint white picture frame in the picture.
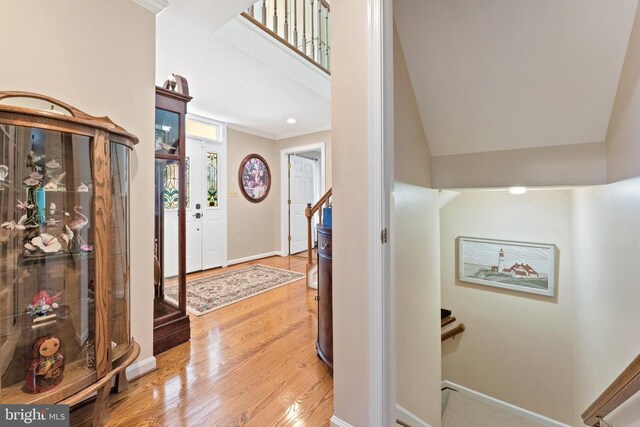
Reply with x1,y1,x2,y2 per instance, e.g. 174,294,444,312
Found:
458,237,556,297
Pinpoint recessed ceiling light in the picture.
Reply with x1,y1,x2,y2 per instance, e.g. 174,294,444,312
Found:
286,118,297,124
508,187,527,195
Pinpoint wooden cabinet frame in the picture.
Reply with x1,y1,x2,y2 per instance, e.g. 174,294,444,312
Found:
153,87,192,355
0,92,140,425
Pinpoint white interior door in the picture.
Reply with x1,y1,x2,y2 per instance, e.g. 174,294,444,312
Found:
289,155,316,254
201,141,224,270
186,139,203,273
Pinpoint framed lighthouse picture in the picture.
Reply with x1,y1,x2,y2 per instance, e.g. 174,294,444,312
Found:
458,237,556,297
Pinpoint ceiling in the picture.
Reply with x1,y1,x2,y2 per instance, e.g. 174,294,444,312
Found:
395,0,639,156
157,0,331,140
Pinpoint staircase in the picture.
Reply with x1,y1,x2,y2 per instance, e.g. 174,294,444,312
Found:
304,188,332,288
441,389,548,427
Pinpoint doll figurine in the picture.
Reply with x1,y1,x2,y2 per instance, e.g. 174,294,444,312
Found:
25,335,65,393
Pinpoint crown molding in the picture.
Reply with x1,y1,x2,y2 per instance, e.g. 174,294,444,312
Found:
131,0,169,14
274,124,332,141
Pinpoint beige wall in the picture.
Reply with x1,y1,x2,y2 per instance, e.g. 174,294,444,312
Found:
227,129,281,261
606,3,640,183
226,129,332,261
0,0,156,361
394,27,432,188
394,184,441,426
432,142,607,189
572,177,640,425
441,190,577,424
277,130,332,188
331,0,373,423
393,24,440,426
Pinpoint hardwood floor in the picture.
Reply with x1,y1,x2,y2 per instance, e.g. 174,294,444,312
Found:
72,255,333,426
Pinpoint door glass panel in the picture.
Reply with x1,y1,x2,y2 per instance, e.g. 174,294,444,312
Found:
0,124,96,402
154,159,181,313
207,152,218,208
155,108,180,155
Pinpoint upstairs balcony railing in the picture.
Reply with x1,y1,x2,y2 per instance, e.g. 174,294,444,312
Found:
243,0,331,73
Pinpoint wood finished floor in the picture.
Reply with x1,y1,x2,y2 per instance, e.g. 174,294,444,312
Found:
72,255,333,427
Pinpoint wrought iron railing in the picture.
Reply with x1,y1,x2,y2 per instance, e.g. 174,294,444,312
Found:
243,0,330,73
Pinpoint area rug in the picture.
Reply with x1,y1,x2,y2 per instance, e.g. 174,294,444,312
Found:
164,264,306,316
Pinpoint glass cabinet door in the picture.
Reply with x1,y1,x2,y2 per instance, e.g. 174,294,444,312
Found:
0,125,97,402
110,143,130,361
154,159,183,317
155,109,181,155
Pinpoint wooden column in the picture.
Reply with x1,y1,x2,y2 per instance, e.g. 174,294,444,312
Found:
92,129,113,380
306,203,313,267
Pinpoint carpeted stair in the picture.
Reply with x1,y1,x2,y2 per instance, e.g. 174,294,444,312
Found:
442,390,548,427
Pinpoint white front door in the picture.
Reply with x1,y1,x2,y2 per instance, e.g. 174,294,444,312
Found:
289,155,316,254
186,139,203,273
186,138,226,273
201,142,224,270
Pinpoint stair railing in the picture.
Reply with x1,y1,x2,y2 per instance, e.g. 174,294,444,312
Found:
305,187,332,268
441,311,465,342
582,353,640,426
243,0,331,73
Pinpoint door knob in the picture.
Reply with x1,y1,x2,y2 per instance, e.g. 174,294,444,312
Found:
194,213,202,219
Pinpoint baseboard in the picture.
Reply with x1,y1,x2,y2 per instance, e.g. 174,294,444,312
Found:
441,380,571,427
330,415,354,427
227,251,282,266
126,356,157,381
396,404,431,427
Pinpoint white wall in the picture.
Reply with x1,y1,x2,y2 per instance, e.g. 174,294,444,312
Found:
605,3,640,183
394,184,441,426
394,26,432,188
440,190,577,424
0,0,156,361
572,177,640,424
432,142,607,189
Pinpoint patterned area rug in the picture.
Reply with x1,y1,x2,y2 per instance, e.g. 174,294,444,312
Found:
164,264,306,316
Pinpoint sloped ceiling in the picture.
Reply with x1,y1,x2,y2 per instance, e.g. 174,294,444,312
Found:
157,0,331,139
395,0,639,156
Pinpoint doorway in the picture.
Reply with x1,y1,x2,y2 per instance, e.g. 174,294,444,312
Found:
184,116,228,273
280,143,326,256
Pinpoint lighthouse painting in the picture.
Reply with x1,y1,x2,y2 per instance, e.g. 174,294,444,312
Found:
458,237,556,297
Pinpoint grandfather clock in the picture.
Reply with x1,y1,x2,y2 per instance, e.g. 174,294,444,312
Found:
153,76,192,355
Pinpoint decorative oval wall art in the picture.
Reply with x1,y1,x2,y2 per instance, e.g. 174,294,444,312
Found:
239,154,271,203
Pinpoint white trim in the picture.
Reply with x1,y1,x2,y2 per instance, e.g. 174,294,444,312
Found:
396,405,431,427
441,381,571,427
368,0,394,423
227,251,282,266
274,124,332,141
227,123,276,140
330,415,355,427
126,356,157,381
228,122,332,142
130,0,169,14
279,143,327,257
